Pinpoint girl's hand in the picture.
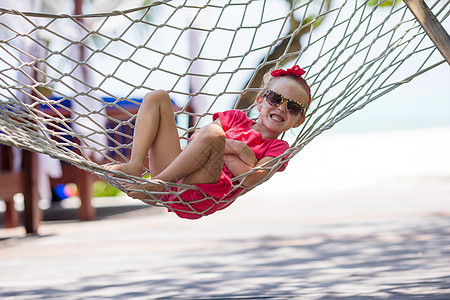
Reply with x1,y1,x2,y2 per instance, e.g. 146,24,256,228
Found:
225,139,257,167
224,154,277,188
224,154,252,178
188,130,199,142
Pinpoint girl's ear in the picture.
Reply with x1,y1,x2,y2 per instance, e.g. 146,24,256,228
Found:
256,95,263,111
292,115,305,128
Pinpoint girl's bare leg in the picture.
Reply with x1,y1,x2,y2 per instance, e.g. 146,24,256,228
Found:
105,90,181,177
106,90,226,201
153,123,225,184
126,123,226,200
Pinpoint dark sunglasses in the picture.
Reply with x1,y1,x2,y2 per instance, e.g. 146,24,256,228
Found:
264,90,306,116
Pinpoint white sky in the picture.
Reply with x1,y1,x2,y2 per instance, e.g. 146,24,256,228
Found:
0,0,448,133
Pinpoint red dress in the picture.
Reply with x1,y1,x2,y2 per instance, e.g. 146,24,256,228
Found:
162,110,289,219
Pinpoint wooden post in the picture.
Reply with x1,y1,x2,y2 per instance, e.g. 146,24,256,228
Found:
1,146,20,228
22,150,40,234
77,167,95,221
4,197,19,228
404,0,450,64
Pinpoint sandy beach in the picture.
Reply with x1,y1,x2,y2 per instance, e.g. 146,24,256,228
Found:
1,127,449,299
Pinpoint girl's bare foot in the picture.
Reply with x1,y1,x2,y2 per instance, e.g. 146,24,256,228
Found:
123,180,166,205
104,162,143,178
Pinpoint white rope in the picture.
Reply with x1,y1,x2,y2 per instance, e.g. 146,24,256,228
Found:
0,0,447,218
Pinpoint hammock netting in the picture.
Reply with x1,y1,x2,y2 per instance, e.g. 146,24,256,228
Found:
0,0,447,217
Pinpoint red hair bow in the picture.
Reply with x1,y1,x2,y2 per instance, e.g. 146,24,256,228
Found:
271,65,306,78
271,65,311,104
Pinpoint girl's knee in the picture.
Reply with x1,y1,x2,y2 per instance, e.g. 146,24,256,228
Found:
143,90,171,106
197,124,225,143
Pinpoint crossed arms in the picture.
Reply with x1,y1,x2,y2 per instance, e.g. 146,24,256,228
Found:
213,119,275,188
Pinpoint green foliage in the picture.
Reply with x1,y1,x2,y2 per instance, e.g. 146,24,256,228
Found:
92,174,150,197
367,0,402,7
93,180,123,197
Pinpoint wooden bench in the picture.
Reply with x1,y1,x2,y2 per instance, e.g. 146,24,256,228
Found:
0,146,40,233
1,97,185,234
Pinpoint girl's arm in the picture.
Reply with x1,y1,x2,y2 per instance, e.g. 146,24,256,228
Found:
213,117,257,167
243,156,277,187
224,155,277,188
225,139,257,167
213,117,276,187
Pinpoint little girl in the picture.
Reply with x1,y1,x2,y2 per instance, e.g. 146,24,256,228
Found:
106,65,311,219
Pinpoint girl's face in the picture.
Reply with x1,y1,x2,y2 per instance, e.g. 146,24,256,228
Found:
254,77,309,139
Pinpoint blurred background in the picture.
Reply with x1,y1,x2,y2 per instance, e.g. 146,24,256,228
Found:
0,1,449,298
0,0,448,222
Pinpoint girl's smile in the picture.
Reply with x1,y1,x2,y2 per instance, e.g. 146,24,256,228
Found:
253,77,309,139
269,112,285,122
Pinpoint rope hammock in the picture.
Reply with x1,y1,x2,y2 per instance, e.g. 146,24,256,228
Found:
0,0,447,218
